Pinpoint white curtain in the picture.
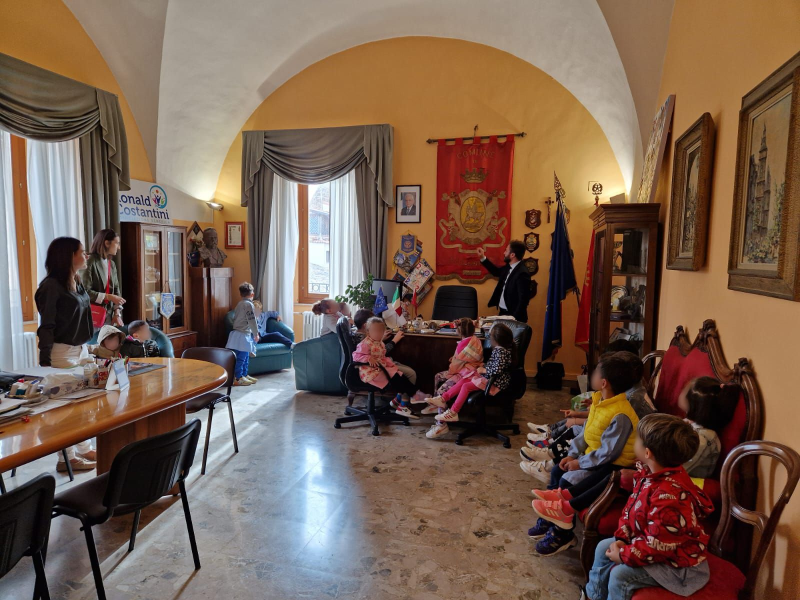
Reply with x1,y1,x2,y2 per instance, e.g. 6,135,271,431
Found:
0,131,25,370
329,169,366,298
261,174,299,322
27,138,84,283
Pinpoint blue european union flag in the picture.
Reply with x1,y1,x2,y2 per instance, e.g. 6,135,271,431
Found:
542,198,578,360
373,286,388,314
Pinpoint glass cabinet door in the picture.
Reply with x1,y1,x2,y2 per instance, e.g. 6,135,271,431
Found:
166,229,185,330
608,225,650,356
143,229,163,330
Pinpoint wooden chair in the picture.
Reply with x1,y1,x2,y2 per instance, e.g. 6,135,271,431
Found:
0,474,54,599
580,319,764,577
181,347,238,474
629,441,800,600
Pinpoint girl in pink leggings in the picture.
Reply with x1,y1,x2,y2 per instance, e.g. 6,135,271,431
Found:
425,322,514,422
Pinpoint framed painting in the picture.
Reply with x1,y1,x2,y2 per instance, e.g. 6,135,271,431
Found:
666,113,715,271
225,221,245,249
728,51,800,300
636,94,675,203
396,185,421,223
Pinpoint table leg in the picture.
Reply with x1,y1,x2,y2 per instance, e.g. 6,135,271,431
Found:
95,404,186,475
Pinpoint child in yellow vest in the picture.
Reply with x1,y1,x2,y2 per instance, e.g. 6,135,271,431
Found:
528,352,640,556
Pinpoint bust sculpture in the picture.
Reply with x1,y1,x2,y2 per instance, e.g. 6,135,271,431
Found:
199,227,227,267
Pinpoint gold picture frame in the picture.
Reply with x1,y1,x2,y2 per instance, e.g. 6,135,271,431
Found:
666,113,715,271
728,51,800,300
636,95,675,204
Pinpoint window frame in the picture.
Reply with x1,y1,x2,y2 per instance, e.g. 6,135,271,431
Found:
9,135,35,321
297,184,331,304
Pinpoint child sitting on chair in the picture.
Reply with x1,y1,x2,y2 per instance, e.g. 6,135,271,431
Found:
120,320,161,358
423,318,485,439
582,414,714,600
252,300,293,348
88,324,125,360
423,322,513,425
225,282,260,386
353,309,416,385
353,317,427,417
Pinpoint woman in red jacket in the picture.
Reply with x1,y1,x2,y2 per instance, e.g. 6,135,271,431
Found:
583,414,714,600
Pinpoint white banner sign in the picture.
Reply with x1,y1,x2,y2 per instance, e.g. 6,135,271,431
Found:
119,179,173,225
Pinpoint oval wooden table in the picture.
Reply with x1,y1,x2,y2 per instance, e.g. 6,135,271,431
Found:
0,358,226,475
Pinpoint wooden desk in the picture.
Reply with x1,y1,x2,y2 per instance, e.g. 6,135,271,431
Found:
0,358,226,474
389,332,461,394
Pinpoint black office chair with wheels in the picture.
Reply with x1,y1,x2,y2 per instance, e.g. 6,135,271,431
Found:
451,320,531,448
181,347,238,475
333,316,410,436
0,474,54,599
431,285,478,321
51,419,203,600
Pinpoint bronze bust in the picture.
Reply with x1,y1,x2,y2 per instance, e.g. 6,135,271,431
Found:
199,228,227,267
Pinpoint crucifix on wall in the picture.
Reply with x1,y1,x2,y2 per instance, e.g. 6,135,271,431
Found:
544,196,555,223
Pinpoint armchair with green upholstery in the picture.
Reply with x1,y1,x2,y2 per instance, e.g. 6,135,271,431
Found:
293,332,347,395
224,311,294,375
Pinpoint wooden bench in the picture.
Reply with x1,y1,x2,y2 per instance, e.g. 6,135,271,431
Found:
578,319,764,578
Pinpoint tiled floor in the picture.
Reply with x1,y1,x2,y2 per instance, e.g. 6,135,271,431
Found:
1,370,585,599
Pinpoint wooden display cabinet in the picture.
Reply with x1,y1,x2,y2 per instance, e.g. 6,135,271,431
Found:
120,222,197,352
587,204,661,373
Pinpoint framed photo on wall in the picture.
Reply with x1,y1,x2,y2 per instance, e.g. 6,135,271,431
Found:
728,51,800,300
396,185,421,223
225,221,245,249
666,113,715,271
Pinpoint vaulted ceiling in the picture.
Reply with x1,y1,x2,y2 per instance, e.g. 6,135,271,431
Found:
64,0,674,200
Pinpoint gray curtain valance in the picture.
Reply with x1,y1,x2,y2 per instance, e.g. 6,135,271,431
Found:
0,52,131,244
241,125,393,296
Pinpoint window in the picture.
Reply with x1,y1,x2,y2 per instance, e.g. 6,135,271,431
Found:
9,135,34,321
297,182,331,303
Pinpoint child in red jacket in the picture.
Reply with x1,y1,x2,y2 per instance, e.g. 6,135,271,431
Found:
583,413,714,600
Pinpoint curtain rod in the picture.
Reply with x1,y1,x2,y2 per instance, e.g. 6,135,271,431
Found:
426,132,526,144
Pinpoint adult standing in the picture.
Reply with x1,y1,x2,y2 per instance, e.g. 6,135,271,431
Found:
82,229,125,327
476,240,531,323
35,236,97,472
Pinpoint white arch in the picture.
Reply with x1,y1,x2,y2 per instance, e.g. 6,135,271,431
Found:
154,0,640,199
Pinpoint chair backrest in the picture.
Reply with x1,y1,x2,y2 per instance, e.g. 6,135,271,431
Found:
0,474,55,577
482,320,532,399
181,347,236,391
432,286,478,321
103,419,202,511
336,316,356,389
710,441,800,600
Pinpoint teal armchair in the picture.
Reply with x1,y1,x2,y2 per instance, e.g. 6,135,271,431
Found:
293,333,347,395
224,311,294,374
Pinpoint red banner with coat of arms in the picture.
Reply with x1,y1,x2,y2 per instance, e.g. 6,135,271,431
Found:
436,137,514,282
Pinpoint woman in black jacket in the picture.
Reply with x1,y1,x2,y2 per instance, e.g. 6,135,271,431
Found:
34,236,96,472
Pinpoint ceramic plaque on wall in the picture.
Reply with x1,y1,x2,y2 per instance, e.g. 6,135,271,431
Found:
523,257,539,276
524,232,540,252
525,208,541,229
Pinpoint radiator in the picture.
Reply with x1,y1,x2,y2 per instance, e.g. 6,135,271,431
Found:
301,311,323,341
21,332,38,369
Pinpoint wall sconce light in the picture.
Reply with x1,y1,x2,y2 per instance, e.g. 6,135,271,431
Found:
206,201,223,211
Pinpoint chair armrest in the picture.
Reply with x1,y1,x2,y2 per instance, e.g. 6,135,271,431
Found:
580,470,622,579
642,350,665,399
266,317,295,342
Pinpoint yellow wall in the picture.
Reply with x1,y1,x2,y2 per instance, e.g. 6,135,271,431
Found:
214,37,626,376
653,1,800,597
0,0,152,183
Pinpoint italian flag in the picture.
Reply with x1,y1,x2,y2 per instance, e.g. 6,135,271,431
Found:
390,287,402,316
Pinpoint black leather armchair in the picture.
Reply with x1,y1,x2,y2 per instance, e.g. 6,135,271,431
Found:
333,317,410,436
431,285,478,321
450,320,531,447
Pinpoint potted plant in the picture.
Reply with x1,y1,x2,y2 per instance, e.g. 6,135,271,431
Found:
335,274,375,310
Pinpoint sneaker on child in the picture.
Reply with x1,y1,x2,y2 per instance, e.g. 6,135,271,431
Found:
420,405,440,415
394,405,419,419
244,375,257,384
426,396,447,409
532,488,563,502
410,394,430,405
519,459,554,484
527,431,550,443
533,526,577,557
527,422,549,435
531,499,575,530
234,377,252,386
520,446,553,462
426,422,450,439
435,408,459,422
527,517,552,540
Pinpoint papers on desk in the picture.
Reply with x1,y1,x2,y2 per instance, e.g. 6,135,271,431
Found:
0,388,106,426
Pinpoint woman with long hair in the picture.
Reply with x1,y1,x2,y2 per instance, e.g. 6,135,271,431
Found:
82,228,126,327
34,236,97,472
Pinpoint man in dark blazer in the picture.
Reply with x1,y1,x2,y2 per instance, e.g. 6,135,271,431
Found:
400,192,417,216
477,240,531,323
